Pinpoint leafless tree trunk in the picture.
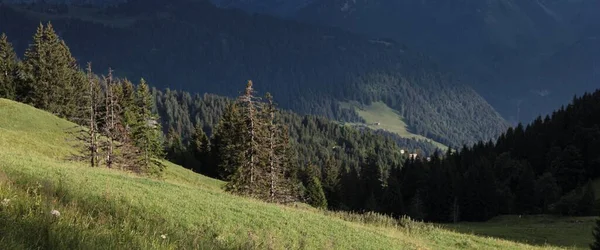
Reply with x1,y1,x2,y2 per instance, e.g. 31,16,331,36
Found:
87,63,99,167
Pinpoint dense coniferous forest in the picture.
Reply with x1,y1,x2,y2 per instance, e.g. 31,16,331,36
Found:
0,0,509,148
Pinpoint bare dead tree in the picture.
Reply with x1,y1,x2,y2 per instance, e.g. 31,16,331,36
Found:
66,62,100,167
102,69,117,168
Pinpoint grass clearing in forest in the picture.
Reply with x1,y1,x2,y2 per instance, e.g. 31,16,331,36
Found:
0,98,586,249
340,101,447,151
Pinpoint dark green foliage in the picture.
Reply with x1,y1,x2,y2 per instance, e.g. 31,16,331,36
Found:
380,168,404,218
165,126,186,165
535,173,561,213
305,175,328,209
460,158,498,221
131,79,165,174
578,182,596,216
591,217,600,250
213,102,244,180
404,90,600,221
188,124,212,176
0,33,18,99
20,23,85,120
514,164,536,214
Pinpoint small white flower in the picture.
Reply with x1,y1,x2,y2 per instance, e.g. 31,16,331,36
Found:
160,234,167,239
1,199,10,207
50,209,61,217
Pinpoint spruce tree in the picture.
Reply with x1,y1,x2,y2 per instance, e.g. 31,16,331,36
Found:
0,33,18,100
20,23,45,105
132,78,165,174
212,102,244,180
306,175,328,209
189,123,211,175
264,93,297,203
21,23,85,119
227,80,267,197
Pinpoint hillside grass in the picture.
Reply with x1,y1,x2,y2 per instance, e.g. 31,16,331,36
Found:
0,98,582,249
340,101,448,151
443,215,596,250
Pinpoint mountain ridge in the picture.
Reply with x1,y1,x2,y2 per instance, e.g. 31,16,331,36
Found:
0,0,509,147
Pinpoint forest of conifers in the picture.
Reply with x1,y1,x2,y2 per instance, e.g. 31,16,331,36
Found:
1,23,599,223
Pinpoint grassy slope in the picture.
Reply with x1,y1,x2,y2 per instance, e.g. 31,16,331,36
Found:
0,98,573,249
340,101,448,151
444,215,595,250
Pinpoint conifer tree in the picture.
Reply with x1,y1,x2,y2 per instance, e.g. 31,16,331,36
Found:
264,93,297,203
227,80,267,197
132,78,165,174
0,33,18,100
189,123,211,175
21,23,85,119
305,174,328,209
212,102,244,180
120,79,138,129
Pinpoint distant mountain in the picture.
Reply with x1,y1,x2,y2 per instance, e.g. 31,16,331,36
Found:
211,0,600,123
210,0,314,16
0,0,508,147
1,0,125,6
296,0,600,120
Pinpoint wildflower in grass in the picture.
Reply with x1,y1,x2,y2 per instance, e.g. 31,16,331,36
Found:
50,209,61,217
1,198,10,207
161,234,167,239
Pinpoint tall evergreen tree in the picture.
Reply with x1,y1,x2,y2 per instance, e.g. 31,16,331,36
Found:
264,93,297,203
227,80,267,197
212,102,244,180
305,174,328,209
189,123,211,175
0,33,18,100
132,78,165,174
21,23,85,119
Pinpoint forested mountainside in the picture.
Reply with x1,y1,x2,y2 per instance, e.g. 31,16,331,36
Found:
385,89,600,222
211,0,314,16
248,0,599,123
1,0,125,5
152,89,440,174
0,0,508,147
